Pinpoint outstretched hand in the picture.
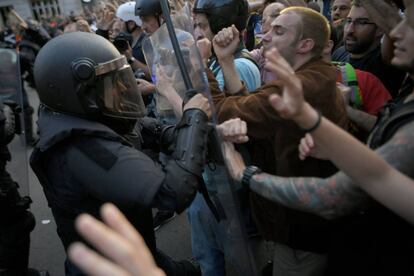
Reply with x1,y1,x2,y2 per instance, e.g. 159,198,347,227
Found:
96,7,115,31
212,25,240,62
68,204,165,276
359,0,402,35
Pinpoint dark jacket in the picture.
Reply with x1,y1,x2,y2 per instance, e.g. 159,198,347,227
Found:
30,107,166,253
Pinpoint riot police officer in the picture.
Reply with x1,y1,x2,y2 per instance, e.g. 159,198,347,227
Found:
31,32,209,275
0,100,43,276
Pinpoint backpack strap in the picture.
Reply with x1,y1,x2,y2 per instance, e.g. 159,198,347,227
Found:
334,62,363,109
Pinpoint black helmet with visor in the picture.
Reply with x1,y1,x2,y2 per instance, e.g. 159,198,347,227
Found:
193,0,249,34
34,32,145,120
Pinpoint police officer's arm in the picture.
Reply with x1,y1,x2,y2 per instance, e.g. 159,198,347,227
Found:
66,96,209,213
224,48,414,223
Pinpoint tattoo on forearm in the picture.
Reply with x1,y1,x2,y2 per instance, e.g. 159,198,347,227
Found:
250,172,369,219
375,121,414,177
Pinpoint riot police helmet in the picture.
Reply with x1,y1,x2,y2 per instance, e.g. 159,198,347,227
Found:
135,0,162,17
193,0,249,34
34,32,145,119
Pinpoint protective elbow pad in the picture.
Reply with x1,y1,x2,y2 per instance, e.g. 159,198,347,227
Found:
163,161,201,213
173,108,209,176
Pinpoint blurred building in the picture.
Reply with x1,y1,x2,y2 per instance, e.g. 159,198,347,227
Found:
0,0,86,27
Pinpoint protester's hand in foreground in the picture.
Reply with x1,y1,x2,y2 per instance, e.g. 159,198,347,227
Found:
68,203,165,276
358,0,402,35
265,47,305,121
265,47,320,129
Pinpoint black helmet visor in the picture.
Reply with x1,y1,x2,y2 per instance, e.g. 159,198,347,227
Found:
95,56,146,118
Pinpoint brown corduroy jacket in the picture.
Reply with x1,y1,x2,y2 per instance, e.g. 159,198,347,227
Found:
210,58,349,253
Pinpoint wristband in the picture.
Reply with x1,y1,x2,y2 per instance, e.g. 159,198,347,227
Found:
241,166,262,188
301,110,322,133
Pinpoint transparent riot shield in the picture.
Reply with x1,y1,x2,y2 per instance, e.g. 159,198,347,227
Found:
142,24,208,117
0,48,30,197
142,2,258,275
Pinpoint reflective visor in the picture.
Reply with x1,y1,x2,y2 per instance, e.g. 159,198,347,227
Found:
95,56,146,118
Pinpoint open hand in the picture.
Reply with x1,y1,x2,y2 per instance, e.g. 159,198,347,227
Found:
68,204,165,276
96,7,115,30
359,0,402,35
265,47,305,120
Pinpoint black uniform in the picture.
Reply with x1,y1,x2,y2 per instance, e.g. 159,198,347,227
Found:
30,106,208,275
31,32,209,275
0,101,36,276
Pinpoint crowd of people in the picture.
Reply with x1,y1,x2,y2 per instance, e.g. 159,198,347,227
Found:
1,0,414,275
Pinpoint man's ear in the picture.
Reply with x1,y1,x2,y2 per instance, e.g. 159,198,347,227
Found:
297,38,315,54
322,40,334,56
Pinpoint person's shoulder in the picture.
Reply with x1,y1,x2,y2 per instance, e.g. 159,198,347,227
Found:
332,46,349,61
300,59,338,75
234,53,259,68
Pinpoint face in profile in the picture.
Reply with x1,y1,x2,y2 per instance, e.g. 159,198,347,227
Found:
390,18,414,73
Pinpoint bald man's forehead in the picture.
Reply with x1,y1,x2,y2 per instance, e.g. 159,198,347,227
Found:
263,3,286,19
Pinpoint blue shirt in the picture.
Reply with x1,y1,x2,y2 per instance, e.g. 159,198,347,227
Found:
209,55,261,92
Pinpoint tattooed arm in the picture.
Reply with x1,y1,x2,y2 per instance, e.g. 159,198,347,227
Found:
223,48,414,222
248,121,414,221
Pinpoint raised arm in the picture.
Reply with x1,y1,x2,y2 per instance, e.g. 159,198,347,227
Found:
212,25,245,94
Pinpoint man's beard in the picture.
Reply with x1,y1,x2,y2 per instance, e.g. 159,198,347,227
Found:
344,35,375,55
